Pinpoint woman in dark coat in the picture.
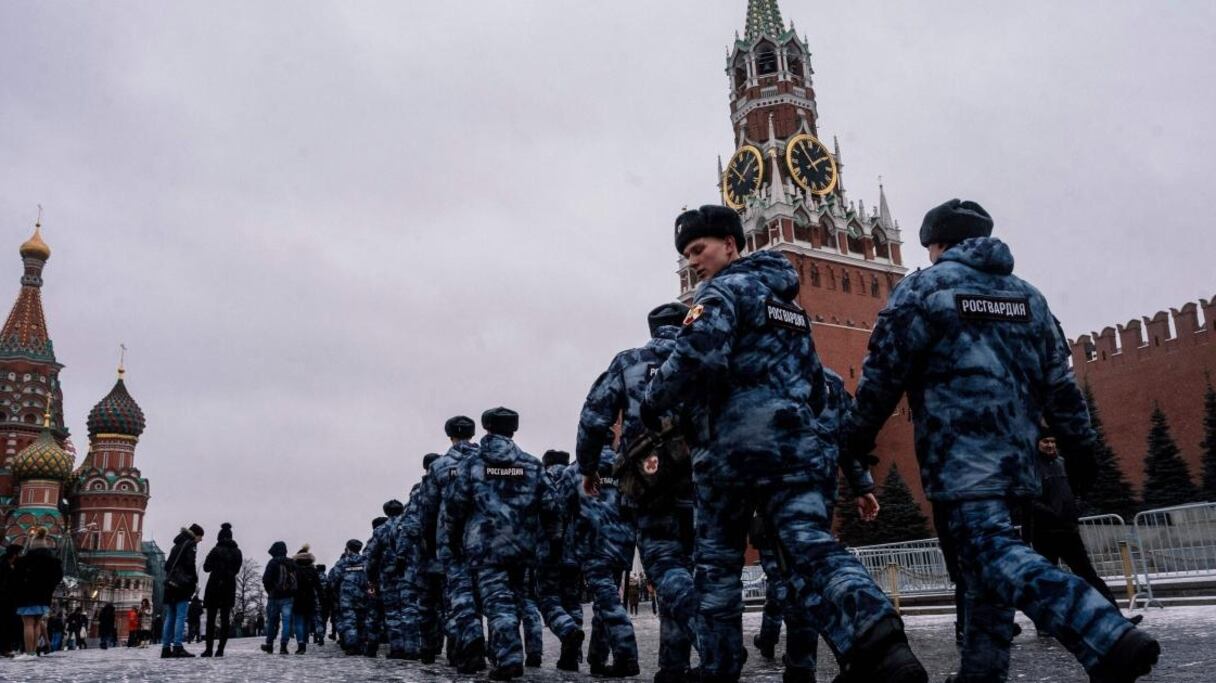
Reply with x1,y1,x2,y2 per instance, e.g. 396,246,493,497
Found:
201,522,242,657
290,545,322,654
161,524,204,658
12,527,63,659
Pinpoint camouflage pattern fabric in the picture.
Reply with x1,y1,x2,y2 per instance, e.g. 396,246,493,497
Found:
366,507,411,654
476,565,531,670
522,589,544,661
584,567,637,666
756,535,819,672
329,551,369,650
536,462,583,640
433,440,484,650
636,505,701,675
844,237,1095,501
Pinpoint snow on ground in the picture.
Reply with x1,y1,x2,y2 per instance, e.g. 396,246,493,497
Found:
2,606,1212,682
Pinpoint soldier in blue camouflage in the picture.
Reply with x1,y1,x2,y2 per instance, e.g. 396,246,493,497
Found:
360,516,390,657
434,416,488,673
578,302,701,683
445,408,553,681
536,449,586,671
328,539,369,655
566,445,639,678
641,206,922,683
842,199,1159,683
521,582,544,667
365,499,410,659
398,453,445,662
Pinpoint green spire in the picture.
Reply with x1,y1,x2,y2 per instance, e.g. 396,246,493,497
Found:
745,0,784,40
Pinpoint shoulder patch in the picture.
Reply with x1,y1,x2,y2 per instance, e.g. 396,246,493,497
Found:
764,299,810,333
646,363,658,380
683,304,704,326
485,465,526,480
955,294,1031,322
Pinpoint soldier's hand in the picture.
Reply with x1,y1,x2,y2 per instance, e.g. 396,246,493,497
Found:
857,493,880,522
583,472,601,497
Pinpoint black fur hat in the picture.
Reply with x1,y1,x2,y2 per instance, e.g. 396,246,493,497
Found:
423,453,441,470
674,205,745,254
345,539,363,554
383,499,404,516
189,523,205,539
371,516,388,530
648,302,691,336
919,199,993,247
542,450,571,467
481,407,519,437
444,415,476,439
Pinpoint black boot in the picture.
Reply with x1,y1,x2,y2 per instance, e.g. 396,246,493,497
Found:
295,642,306,654
589,660,609,677
363,642,378,658
754,634,776,660
490,663,525,680
557,629,585,672
654,669,689,683
260,642,274,654
173,644,195,658
200,642,213,657
608,658,641,678
783,666,816,683
447,636,458,666
420,649,436,664
279,642,289,655
161,646,173,659
526,653,543,668
1088,628,1160,683
215,640,226,657
386,649,407,660
832,617,926,683
456,637,487,674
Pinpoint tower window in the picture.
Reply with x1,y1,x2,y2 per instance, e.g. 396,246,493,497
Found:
873,229,890,259
734,61,748,92
820,222,837,248
756,44,778,76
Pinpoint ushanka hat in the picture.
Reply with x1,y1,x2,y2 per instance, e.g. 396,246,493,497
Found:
674,205,745,254
919,199,993,247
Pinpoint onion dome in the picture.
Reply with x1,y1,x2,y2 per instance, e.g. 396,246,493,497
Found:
13,421,73,481
19,223,51,260
87,369,146,437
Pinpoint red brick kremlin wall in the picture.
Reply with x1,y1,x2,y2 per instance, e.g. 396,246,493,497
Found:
1070,298,1216,494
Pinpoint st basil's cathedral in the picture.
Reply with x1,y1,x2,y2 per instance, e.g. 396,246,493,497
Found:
0,219,155,638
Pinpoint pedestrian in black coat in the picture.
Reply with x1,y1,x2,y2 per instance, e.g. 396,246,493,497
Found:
161,523,204,657
98,603,116,649
290,545,322,653
12,528,63,658
201,522,243,657
0,544,22,656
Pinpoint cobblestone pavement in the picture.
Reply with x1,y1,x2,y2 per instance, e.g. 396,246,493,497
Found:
3,607,1211,682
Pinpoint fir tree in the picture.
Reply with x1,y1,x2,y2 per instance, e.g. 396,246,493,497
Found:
867,464,932,545
833,474,876,548
1078,383,1139,520
1201,377,1216,501
1141,405,1200,510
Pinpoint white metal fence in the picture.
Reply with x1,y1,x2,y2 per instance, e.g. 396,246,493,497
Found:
742,502,1216,610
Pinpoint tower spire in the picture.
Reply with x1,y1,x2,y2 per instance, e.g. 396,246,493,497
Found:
745,0,785,40
879,178,895,231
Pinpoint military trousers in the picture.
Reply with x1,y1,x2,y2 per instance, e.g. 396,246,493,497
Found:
636,505,701,673
522,590,544,659
694,478,897,680
942,498,1133,679
378,576,416,654
413,569,445,653
446,559,485,651
475,565,531,669
583,562,638,666
757,544,819,672
537,564,583,639
337,580,368,650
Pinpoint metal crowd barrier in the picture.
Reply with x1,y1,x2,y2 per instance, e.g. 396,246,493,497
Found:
1131,502,1216,608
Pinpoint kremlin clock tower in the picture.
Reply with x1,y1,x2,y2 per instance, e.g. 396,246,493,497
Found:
681,1,924,516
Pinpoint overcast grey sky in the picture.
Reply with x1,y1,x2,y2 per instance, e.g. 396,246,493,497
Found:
1,1,1213,570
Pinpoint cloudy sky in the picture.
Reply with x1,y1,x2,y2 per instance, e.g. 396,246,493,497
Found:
1,1,1213,571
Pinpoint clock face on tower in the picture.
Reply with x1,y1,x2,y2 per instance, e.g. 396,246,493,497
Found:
785,133,838,196
722,145,764,210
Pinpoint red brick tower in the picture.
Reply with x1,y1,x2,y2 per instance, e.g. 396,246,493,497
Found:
0,220,69,534
684,1,921,510
66,363,151,613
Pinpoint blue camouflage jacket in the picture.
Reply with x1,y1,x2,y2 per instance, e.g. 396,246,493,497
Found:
365,511,406,584
821,368,876,496
445,434,551,568
576,325,680,476
328,550,368,593
643,250,830,488
567,446,636,569
422,440,479,566
553,464,582,568
844,237,1095,501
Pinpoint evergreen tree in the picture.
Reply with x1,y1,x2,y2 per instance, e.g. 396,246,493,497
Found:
833,474,876,548
1078,383,1139,520
1141,405,1200,510
867,464,932,545
1201,377,1216,501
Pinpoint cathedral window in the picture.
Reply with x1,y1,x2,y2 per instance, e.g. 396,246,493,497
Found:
842,271,851,293
756,43,778,76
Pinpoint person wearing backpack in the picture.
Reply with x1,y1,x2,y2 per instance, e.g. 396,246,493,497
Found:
161,524,204,658
260,541,297,654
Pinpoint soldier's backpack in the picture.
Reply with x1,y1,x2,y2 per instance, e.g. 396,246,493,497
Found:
613,418,691,507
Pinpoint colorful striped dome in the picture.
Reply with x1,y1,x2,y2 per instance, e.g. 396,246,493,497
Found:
87,373,145,437
13,427,73,481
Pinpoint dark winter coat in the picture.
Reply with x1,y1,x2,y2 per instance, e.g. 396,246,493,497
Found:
12,546,63,608
292,550,322,618
262,541,296,600
202,539,243,609
163,528,201,604
98,604,116,636
187,596,203,625
1031,451,1080,531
